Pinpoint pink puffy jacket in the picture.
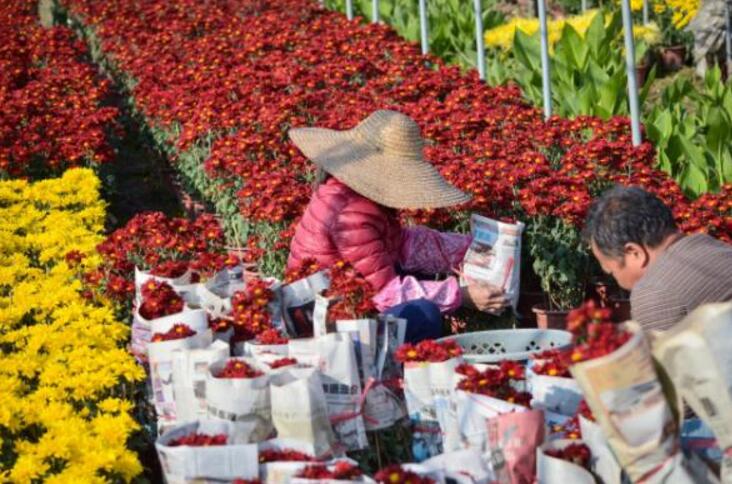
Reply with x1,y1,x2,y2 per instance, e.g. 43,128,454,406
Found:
288,178,471,312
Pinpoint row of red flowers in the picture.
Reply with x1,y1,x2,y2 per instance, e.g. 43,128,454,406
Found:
61,0,730,262
0,0,117,178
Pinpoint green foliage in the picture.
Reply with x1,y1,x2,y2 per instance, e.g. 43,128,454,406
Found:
645,66,732,196
511,11,655,118
325,0,505,68
526,217,592,310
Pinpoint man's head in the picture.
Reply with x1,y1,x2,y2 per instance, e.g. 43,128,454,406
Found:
583,186,678,290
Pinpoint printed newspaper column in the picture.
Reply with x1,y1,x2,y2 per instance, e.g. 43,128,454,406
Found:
570,322,698,482
289,334,368,451
536,439,595,484
431,357,463,453
337,317,407,431
485,408,545,484
155,420,259,483
170,340,230,423
651,302,732,483
270,367,336,458
279,271,330,337
206,358,273,441
461,214,525,309
148,326,212,426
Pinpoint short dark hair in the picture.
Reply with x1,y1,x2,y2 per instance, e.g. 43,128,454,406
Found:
583,185,677,258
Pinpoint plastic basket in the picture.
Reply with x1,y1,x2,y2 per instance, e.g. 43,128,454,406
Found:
438,329,572,363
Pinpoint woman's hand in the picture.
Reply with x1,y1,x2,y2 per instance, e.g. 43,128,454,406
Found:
460,278,509,314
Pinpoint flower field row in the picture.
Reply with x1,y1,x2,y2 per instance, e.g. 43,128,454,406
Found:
0,169,144,482
0,0,118,179
59,0,730,295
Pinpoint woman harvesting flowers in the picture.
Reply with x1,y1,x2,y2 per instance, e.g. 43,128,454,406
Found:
288,110,509,342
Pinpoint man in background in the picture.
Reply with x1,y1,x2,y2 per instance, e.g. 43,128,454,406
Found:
583,186,732,331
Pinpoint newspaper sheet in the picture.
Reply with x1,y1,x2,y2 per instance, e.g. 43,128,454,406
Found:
569,322,681,482
536,439,595,484
155,420,259,483
651,302,732,483
461,214,524,308
279,271,330,337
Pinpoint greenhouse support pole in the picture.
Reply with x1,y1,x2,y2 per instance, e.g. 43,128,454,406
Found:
581,0,588,12
346,0,353,20
727,0,732,78
419,0,429,54
642,0,649,25
537,0,552,119
621,0,642,146
473,0,486,80
372,0,379,23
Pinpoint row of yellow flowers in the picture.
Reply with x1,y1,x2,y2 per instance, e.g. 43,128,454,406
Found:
485,9,662,50
0,168,144,483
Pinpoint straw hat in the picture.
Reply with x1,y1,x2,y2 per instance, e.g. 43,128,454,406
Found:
289,110,471,209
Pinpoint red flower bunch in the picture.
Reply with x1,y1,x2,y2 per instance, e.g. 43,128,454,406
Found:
296,462,362,481
284,258,323,284
232,480,260,484
209,317,233,333
545,442,592,470
255,329,289,345
456,361,531,406
150,260,189,279
231,279,275,338
151,324,196,342
138,281,184,320
324,261,377,320
168,433,227,447
531,349,572,378
395,339,463,363
556,399,595,439
215,360,264,379
267,357,298,369
258,448,315,463
567,300,632,363
374,465,435,484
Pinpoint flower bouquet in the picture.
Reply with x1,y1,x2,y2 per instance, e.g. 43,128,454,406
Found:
396,339,464,459
257,438,320,484
528,348,583,417
206,358,273,441
536,440,594,484
155,420,259,484
269,367,336,458
291,461,375,483
237,328,290,361
374,464,442,484
289,333,368,452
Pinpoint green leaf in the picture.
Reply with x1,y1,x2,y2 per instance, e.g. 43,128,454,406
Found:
652,109,674,143
706,107,732,157
680,163,709,196
513,29,541,73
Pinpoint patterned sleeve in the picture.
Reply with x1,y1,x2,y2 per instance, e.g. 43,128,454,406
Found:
372,275,463,314
399,226,472,275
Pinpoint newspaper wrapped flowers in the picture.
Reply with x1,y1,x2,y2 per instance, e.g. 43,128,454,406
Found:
374,465,436,484
151,323,197,342
456,362,531,406
168,433,228,447
138,280,185,320
295,462,363,480
544,442,592,469
216,359,265,379
395,340,463,363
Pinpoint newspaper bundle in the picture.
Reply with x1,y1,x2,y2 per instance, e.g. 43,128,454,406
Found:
527,368,583,417
170,340,231,423
155,420,259,484
461,214,524,309
205,358,273,441
569,322,702,482
269,367,336,458
289,333,368,451
279,271,330,337
536,439,595,484
651,302,732,483
257,438,319,484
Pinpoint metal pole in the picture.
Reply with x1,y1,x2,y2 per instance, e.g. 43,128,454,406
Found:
419,0,429,55
537,0,552,118
372,0,379,23
642,0,649,25
346,0,353,20
473,0,486,80
620,0,642,146
726,0,732,78
581,0,588,12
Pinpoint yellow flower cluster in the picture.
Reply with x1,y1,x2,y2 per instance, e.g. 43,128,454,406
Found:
0,169,145,483
485,10,661,50
652,0,700,28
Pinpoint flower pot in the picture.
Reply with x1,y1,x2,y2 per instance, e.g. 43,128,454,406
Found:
532,304,570,330
635,62,651,86
609,296,631,323
660,45,686,72
517,291,546,328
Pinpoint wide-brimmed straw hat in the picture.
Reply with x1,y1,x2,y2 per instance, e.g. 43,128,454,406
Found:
289,110,471,209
